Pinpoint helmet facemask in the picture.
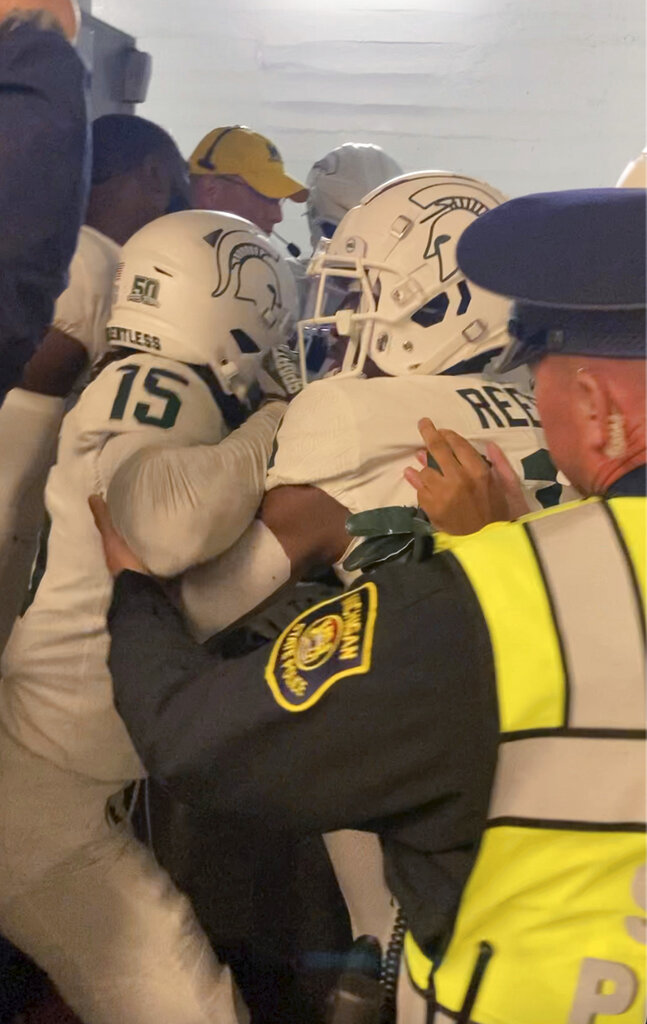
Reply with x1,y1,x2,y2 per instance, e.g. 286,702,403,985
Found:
298,172,511,380
298,244,386,380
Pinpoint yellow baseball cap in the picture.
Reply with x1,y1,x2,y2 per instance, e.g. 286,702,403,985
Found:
189,126,308,202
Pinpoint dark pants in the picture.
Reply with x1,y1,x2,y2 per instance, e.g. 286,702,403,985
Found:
135,781,351,1024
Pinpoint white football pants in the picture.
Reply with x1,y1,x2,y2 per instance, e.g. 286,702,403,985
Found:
324,829,428,1024
0,723,248,1024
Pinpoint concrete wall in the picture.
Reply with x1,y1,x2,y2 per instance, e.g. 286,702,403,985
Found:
80,12,138,116
92,0,646,249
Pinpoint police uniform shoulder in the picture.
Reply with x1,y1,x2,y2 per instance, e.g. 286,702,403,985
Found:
435,497,598,559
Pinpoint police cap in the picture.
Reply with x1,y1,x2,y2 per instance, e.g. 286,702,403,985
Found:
457,188,646,370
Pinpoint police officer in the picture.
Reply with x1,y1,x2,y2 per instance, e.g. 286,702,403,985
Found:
94,188,646,1024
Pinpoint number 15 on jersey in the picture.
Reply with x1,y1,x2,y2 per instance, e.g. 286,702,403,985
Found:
109,364,189,430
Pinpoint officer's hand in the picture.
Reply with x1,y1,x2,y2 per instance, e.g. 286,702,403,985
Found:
89,495,150,578
0,0,81,40
404,419,528,535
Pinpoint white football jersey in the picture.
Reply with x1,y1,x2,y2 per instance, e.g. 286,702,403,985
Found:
266,373,570,572
54,225,121,366
0,352,227,782
0,231,122,654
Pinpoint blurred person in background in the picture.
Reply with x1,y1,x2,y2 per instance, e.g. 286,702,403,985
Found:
303,142,403,371
617,146,647,187
306,142,402,251
0,0,88,399
0,2,85,1015
189,125,307,236
0,113,190,656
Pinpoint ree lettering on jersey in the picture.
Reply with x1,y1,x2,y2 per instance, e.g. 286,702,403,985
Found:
265,583,378,713
457,385,541,430
107,326,161,352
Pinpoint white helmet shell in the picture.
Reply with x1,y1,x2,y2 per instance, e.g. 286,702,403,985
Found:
108,210,298,400
616,148,647,188
299,171,510,379
306,144,403,249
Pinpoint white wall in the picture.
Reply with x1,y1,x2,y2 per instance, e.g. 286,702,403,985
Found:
93,0,645,250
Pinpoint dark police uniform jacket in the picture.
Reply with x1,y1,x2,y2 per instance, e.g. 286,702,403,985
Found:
108,467,646,1023
0,19,89,399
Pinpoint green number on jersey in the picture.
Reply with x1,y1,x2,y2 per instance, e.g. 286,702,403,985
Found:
109,365,188,430
522,448,563,508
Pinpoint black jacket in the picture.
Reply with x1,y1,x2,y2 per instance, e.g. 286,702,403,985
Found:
108,551,499,956
0,20,89,398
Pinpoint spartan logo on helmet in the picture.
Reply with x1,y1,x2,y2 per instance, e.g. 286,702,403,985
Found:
408,187,492,283
206,229,284,328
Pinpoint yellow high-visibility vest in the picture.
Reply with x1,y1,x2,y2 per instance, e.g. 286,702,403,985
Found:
406,496,646,1024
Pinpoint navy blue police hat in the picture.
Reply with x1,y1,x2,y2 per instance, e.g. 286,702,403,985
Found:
456,188,646,370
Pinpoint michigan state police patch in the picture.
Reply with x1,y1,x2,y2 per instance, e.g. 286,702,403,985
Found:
265,583,378,712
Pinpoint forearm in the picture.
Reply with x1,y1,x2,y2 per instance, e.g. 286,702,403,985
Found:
180,482,349,640
107,402,286,578
110,569,364,831
180,520,291,640
0,387,64,512
0,388,64,650
108,557,491,833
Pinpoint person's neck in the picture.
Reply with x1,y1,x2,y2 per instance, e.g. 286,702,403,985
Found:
592,448,647,495
85,190,139,247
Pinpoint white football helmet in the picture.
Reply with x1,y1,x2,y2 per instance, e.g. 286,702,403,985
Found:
299,171,510,379
108,210,298,401
616,148,647,188
306,144,403,249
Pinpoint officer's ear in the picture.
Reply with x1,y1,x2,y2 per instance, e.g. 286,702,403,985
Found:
573,368,611,454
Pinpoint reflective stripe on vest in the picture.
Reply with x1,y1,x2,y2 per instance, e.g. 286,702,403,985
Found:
407,497,647,1024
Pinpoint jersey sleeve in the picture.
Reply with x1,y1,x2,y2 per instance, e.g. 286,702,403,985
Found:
105,401,286,579
52,231,117,365
266,379,361,500
109,556,498,836
0,388,65,653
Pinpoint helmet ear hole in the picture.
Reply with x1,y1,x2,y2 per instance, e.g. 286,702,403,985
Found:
411,293,450,328
319,220,337,239
457,280,472,316
231,329,260,354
